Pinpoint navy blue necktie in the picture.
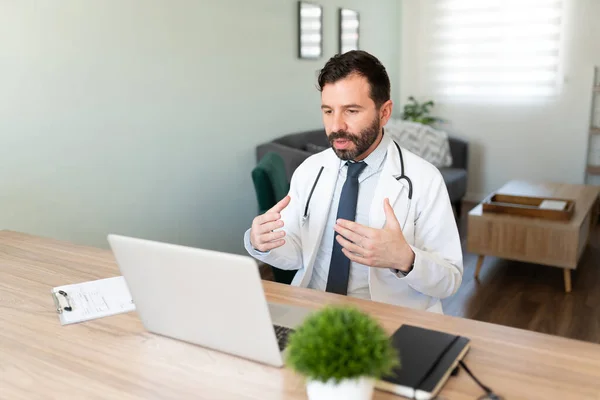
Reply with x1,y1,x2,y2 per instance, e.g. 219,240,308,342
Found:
326,161,367,295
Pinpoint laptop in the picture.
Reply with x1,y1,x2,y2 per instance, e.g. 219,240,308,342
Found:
107,234,312,368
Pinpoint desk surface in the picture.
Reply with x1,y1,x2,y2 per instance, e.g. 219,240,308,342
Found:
1,230,600,400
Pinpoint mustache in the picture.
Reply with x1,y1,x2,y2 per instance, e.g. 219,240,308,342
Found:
329,131,358,143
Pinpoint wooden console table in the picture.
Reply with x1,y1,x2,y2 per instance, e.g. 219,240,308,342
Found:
468,180,600,293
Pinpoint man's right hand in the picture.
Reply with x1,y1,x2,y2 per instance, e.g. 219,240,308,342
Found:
250,195,291,252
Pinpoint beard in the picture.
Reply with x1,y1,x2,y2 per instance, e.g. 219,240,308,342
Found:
328,117,381,161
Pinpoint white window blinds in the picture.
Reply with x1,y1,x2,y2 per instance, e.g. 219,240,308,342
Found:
423,0,565,100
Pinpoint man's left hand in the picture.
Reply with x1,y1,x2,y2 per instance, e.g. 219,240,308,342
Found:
333,198,415,272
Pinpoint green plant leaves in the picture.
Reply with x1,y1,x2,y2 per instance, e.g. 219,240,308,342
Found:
285,306,399,383
401,96,439,126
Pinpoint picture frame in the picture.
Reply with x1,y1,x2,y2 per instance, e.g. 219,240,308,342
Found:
298,1,323,59
339,8,359,54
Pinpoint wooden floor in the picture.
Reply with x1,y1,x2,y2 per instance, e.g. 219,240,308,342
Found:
442,202,600,344
259,202,600,345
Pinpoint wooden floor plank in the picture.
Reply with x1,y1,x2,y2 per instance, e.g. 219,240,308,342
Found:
443,202,600,344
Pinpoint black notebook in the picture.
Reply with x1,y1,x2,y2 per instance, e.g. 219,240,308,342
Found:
375,324,471,400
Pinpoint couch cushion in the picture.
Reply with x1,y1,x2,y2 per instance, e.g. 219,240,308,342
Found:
275,130,328,150
384,119,453,168
305,142,329,153
439,168,467,203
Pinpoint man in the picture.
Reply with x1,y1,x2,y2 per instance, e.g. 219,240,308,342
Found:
243,50,462,314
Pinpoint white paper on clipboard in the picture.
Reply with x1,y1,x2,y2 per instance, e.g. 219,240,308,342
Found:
51,276,135,325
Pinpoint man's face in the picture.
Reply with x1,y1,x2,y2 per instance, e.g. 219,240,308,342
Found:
321,73,384,161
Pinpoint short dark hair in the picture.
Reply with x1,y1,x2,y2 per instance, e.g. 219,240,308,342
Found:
317,50,391,108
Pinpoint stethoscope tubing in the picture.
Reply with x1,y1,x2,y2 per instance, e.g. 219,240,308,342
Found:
302,140,413,228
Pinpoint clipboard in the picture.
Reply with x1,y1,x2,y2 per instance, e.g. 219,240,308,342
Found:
51,276,136,325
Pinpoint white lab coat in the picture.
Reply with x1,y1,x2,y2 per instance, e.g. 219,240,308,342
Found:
244,139,463,314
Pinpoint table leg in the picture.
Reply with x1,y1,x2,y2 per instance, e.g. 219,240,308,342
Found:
475,255,485,282
563,269,572,293
589,199,598,240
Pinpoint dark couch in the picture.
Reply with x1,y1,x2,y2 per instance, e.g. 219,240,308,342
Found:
256,129,469,215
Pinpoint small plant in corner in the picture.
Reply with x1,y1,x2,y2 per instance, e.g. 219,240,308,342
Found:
285,305,399,400
401,96,440,126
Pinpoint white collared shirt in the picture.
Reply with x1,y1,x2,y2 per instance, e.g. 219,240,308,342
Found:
307,133,391,299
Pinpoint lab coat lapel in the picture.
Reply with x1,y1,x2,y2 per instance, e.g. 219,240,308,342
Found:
303,152,340,273
369,140,407,229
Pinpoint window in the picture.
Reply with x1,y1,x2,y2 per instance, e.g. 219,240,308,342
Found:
423,0,565,100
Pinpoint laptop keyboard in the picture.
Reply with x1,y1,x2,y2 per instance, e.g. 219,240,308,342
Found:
273,324,294,351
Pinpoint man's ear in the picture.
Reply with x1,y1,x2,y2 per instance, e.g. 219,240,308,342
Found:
379,99,393,126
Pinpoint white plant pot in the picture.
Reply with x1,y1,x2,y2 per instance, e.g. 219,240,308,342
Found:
305,376,375,400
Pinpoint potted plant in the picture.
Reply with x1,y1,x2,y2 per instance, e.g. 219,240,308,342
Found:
401,96,441,126
285,305,399,400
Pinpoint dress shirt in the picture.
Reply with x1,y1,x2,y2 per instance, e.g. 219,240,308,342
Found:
307,133,391,299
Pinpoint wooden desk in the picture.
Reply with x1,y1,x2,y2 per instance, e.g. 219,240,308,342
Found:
2,230,600,400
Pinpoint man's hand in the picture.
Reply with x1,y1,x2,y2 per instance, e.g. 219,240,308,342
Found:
333,198,415,272
250,195,291,252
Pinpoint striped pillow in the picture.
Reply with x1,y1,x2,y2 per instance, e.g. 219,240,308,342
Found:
384,120,453,168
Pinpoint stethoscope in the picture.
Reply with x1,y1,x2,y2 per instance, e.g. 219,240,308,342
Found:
301,140,413,229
